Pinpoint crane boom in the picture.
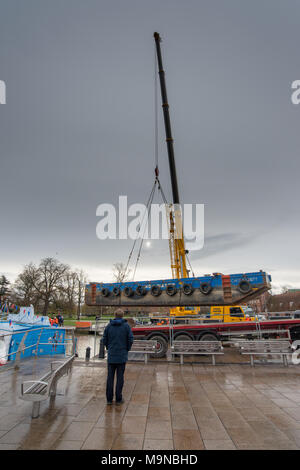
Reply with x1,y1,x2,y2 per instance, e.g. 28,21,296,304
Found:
153,32,188,280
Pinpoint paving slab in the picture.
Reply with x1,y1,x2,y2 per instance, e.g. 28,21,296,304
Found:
0,355,300,450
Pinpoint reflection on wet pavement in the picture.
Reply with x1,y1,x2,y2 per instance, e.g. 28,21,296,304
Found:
75,333,101,359
0,349,300,450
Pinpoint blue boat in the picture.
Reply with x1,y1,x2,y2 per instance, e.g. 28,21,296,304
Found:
85,271,272,307
0,307,66,366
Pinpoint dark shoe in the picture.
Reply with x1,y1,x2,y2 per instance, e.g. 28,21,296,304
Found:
107,401,113,405
116,399,124,406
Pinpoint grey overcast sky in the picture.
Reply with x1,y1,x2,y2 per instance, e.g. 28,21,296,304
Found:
0,0,299,292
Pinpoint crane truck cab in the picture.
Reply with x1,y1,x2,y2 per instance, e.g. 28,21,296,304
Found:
169,306,200,318
208,305,255,322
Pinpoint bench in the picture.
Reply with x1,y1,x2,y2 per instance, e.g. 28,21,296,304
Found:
237,340,292,366
171,340,224,365
20,355,75,418
75,321,91,331
130,340,158,363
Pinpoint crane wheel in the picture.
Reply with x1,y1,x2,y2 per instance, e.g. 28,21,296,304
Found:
166,284,177,296
198,332,219,341
112,287,120,296
151,285,161,296
172,334,193,358
199,282,212,295
101,288,110,297
174,334,193,341
183,283,194,295
124,286,134,297
238,279,251,294
148,335,168,358
136,285,147,296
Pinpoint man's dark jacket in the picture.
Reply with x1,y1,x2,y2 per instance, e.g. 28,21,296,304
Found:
102,318,134,364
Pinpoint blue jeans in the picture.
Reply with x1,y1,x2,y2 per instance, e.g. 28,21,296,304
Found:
106,363,126,402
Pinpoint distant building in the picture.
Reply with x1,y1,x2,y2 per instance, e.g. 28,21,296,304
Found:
248,292,270,313
267,289,300,312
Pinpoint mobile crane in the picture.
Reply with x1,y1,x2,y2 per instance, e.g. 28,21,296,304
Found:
85,33,300,357
85,34,272,310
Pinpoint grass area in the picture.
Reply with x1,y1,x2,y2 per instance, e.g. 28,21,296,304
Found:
63,319,81,326
62,315,120,326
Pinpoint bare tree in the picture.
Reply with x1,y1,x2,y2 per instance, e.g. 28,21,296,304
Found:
63,271,77,313
14,264,40,308
15,258,69,315
52,270,78,315
0,275,10,301
281,285,290,295
37,258,70,314
75,269,87,320
112,263,131,282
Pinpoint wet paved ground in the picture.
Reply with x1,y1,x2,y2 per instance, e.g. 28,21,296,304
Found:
1,352,300,450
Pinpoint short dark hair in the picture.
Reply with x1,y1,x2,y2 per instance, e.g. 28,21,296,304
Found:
115,308,124,318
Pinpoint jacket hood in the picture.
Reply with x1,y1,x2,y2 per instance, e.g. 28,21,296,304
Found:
110,318,126,326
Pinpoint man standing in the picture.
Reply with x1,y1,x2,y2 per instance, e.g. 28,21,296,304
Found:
102,309,133,405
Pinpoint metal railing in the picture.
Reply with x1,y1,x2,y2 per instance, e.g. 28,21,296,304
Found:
265,311,298,318
0,326,75,370
0,328,41,368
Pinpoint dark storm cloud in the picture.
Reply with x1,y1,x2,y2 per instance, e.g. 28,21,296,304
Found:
0,0,299,290
190,232,258,261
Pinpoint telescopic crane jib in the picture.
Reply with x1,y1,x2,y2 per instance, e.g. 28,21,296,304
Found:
153,32,188,281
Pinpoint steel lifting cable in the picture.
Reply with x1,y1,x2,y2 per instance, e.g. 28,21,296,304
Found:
127,177,196,281
157,177,168,205
125,49,160,281
186,253,195,278
123,180,157,280
124,44,195,281
154,43,159,172
131,182,157,280
158,177,195,279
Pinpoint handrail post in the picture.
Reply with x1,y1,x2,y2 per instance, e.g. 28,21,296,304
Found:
35,327,44,355
14,331,28,370
71,329,75,355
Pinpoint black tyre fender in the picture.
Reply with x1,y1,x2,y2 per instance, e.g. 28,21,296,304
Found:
238,279,251,294
146,334,168,358
182,283,194,295
101,288,110,297
166,284,177,296
112,286,120,296
151,285,162,297
199,282,212,295
135,285,147,296
124,286,134,297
